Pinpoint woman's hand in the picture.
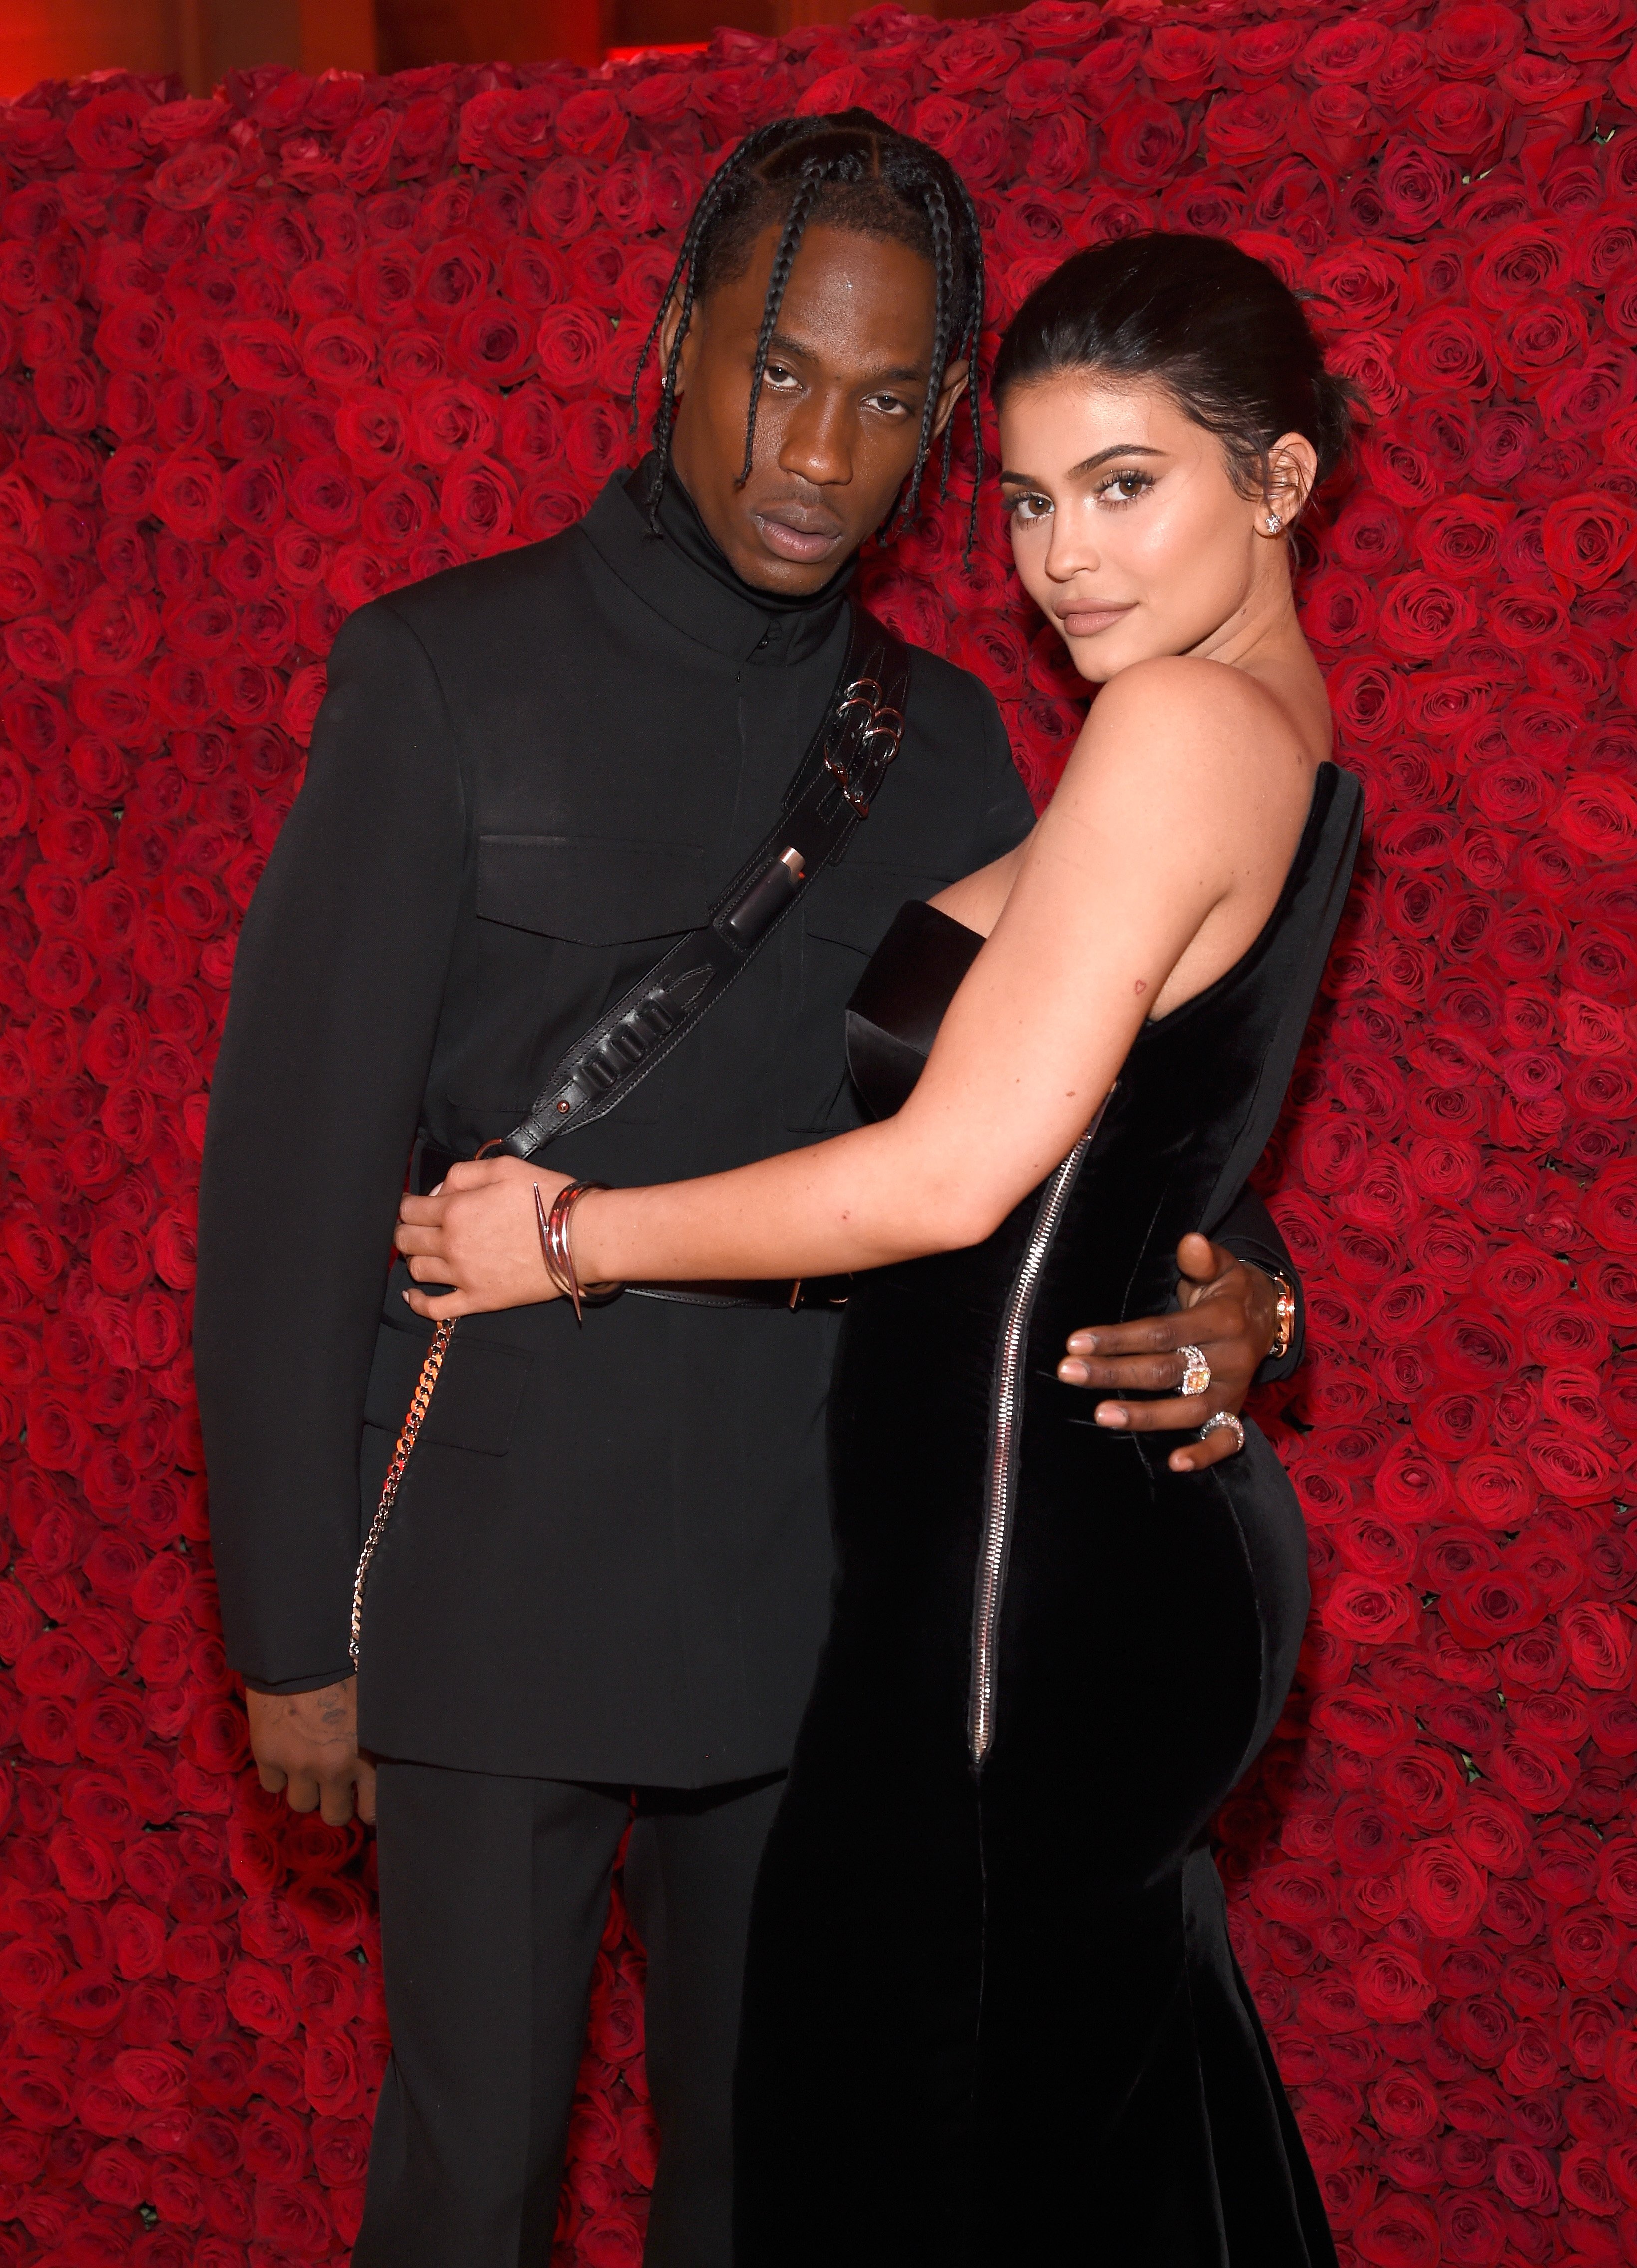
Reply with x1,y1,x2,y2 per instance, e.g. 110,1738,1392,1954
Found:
1057,1232,1273,1473
396,1154,572,1321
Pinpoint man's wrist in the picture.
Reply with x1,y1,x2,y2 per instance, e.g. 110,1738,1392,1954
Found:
1241,1257,1295,1362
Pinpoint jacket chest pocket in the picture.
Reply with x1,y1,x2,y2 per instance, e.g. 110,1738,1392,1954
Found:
451,834,707,1122
786,864,943,1132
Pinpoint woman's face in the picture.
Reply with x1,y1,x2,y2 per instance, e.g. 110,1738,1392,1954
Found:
998,372,1285,684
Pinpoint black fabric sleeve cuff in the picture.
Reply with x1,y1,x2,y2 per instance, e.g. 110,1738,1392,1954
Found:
242,1668,356,1697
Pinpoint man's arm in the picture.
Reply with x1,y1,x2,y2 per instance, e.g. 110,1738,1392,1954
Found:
195,599,465,1800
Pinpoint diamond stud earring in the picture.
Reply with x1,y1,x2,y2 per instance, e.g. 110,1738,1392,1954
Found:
1266,513,1282,533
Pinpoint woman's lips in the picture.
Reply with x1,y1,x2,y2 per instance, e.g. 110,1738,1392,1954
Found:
1057,602,1137,637
752,511,842,563
1052,603,1129,639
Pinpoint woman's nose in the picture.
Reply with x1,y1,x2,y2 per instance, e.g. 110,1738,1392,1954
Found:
1047,508,1101,580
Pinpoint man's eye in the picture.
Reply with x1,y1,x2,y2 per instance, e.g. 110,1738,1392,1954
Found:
865,392,911,417
762,364,800,391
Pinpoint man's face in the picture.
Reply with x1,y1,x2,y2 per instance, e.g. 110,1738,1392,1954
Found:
663,220,967,595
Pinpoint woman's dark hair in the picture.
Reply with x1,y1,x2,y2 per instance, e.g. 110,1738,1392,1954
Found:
993,233,1357,512
632,110,986,545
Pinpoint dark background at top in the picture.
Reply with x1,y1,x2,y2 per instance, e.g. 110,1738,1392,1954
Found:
2,0,1023,97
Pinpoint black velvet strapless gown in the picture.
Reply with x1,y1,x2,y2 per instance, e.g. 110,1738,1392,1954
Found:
735,764,1361,2265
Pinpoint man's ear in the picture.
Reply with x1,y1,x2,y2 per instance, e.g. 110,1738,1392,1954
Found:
657,279,697,402
930,357,970,444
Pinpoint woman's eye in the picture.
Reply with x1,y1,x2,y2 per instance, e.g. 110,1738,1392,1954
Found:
1005,492,1051,523
1098,470,1154,505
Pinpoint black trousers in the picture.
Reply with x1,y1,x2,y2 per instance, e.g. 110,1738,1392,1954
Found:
352,1760,785,2268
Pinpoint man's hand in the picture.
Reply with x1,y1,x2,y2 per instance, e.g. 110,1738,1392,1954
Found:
245,1678,376,1826
1057,1232,1277,1474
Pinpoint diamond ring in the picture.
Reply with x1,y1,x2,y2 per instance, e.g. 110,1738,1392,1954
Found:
1200,1412,1245,1453
1178,1343,1211,1398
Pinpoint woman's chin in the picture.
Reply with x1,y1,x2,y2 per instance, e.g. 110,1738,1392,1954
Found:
1061,626,1145,684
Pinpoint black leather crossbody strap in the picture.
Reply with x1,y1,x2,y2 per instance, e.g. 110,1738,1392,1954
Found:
501,603,911,1161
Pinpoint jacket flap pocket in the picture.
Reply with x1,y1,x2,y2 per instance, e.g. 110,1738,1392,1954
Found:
478,835,706,946
364,1323,532,1458
803,866,937,954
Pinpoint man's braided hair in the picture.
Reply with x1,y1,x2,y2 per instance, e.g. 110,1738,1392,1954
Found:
631,110,987,551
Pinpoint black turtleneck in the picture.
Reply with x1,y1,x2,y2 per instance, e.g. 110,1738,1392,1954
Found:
631,453,856,621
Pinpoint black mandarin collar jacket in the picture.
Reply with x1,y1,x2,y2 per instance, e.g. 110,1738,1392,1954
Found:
195,469,1299,1788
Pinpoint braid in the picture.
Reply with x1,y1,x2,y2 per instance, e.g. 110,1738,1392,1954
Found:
894,174,953,541
956,218,986,562
639,110,988,553
739,162,833,487
641,251,694,527
630,120,803,529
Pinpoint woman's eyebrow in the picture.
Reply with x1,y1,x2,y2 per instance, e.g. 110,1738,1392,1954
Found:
1069,443,1167,476
999,443,1167,485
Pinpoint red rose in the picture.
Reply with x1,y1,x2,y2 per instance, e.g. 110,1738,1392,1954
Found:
361,471,434,550
1526,0,1637,59
1374,138,1460,233
1354,1943,1436,2022
1353,2190,1439,2267
219,316,303,394
1412,80,1509,170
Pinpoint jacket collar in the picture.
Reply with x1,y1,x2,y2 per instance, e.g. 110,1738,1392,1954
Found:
579,461,854,669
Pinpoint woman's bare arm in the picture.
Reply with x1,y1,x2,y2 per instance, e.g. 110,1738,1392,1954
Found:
398,657,1319,1313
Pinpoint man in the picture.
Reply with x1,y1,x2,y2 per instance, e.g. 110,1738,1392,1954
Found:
196,113,1301,2267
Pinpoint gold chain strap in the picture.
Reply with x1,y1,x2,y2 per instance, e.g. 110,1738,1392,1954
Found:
350,1316,458,1668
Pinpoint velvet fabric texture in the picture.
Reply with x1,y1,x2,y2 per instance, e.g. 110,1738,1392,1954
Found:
735,766,1362,2264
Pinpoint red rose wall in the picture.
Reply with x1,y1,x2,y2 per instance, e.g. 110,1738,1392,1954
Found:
0,0,1635,2262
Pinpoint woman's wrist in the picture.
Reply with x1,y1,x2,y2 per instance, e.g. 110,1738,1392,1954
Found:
539,1179,621,1320
569,1185,626,1294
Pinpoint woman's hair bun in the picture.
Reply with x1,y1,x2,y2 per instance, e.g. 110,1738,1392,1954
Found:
994,232,1360,505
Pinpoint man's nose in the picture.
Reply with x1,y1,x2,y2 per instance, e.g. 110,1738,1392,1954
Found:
777,387,853,488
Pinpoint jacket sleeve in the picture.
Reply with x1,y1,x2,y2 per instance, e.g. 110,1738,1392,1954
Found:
1215,1186,1306,1385
195,599,465,1691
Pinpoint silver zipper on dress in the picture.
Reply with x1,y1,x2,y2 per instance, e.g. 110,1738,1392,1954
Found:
968,1106,1105,1767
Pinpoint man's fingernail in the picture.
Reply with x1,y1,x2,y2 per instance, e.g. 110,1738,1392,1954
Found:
1058,1360,1089,1385
1096,1404,1127,1427
1067,1332,1094,1353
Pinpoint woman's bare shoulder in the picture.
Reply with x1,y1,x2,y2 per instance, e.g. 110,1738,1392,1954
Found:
1086,654,1295,741
1056,656,1306,829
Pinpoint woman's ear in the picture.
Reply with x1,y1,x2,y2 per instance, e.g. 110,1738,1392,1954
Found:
1264,433,1320,530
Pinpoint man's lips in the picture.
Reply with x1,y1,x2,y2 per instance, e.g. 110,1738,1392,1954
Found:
752,508,845,564
1056,601,1138,637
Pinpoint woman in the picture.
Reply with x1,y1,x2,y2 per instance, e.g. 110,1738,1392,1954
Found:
397,233,1360,2264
